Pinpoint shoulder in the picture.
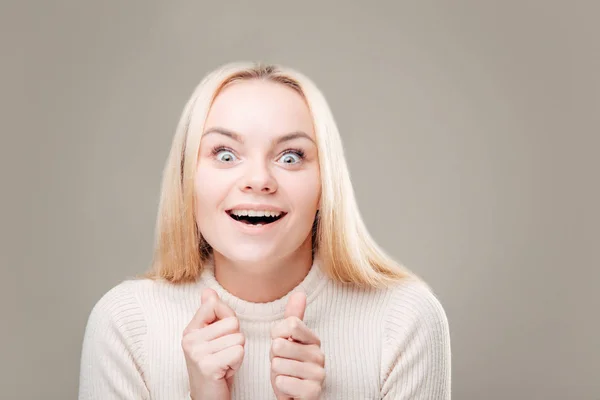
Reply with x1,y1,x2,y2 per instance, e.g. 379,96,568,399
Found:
83,276,201,342
321,274,449,341
79,279,168,398
382,278,449,337
85,275,178,326
378,277,451,368
83,279,150,346
320,274,447,324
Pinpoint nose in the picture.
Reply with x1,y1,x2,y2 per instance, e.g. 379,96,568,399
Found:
239,159,278,194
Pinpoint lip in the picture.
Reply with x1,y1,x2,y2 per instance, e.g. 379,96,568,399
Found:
226,203,287,213
225,205,288,235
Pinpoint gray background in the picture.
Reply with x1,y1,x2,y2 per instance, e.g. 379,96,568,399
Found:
1,1,598,399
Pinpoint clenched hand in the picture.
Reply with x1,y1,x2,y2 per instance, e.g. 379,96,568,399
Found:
182,288,245,400
270,292,325,399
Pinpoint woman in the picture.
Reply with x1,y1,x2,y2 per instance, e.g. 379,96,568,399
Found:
78,62,451,399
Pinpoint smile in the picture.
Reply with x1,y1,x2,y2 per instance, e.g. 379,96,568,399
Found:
226,209,287,226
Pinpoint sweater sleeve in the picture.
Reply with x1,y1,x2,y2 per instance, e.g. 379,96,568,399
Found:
78,281,150,400
380,281,451,399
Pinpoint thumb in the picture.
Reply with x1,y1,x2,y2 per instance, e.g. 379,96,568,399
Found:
284,291,307,320
201,287,218,303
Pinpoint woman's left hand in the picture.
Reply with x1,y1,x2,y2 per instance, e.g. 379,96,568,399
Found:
270,292,325,400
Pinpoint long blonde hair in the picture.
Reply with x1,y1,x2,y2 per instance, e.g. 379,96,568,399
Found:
143,62,417,288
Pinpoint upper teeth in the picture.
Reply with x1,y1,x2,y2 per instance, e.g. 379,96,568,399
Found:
230,210,282,217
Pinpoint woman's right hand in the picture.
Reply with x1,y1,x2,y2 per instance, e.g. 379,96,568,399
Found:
182,288,245,400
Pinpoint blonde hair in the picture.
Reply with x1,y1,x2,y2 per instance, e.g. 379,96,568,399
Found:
143,61,417,288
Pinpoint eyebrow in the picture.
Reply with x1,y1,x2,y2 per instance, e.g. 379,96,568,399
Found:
202,127,315,145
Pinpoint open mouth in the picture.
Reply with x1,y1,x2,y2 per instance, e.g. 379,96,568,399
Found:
226,210,287,226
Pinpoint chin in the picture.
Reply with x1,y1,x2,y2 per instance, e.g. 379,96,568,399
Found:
229,252,271,265
215,244,281,266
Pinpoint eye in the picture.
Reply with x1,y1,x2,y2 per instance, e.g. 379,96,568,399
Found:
277,150,305,165
214,148,237,163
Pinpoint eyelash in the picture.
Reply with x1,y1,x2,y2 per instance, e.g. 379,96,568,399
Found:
210,146,306,162
210,145,232,157
282,147,306,160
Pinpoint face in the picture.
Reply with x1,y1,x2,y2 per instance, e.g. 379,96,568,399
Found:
194,79,321,268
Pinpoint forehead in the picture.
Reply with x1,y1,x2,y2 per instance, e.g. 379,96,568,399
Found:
204,79,315,140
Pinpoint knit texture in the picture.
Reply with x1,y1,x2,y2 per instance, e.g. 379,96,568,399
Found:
78,260,451,399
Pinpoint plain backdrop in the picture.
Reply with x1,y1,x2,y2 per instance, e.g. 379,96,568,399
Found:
1,1,599,399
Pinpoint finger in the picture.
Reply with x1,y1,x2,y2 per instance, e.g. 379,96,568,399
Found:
271,337,324,366
181,319,241,358
284,291,307,320
198,316,240,342
271,317,321,346
274,375,322,399
216,344,245,373
203,344,244,378
272,357,325,382
185,289,235,332
206,332,245,354
201,287,218,303
200,288,236,323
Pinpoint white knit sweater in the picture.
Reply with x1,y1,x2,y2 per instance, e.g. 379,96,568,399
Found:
78,261,451,399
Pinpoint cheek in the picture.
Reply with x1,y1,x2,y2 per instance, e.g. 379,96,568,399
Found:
194,167,229,218
285,171,321,211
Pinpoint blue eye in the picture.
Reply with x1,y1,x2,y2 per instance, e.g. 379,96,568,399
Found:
278,150,304,165
215,149,237,163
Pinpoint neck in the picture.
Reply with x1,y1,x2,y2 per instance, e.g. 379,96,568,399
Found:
211,238,314,303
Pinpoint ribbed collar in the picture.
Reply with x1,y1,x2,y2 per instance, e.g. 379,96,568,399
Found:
198,257,328,322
